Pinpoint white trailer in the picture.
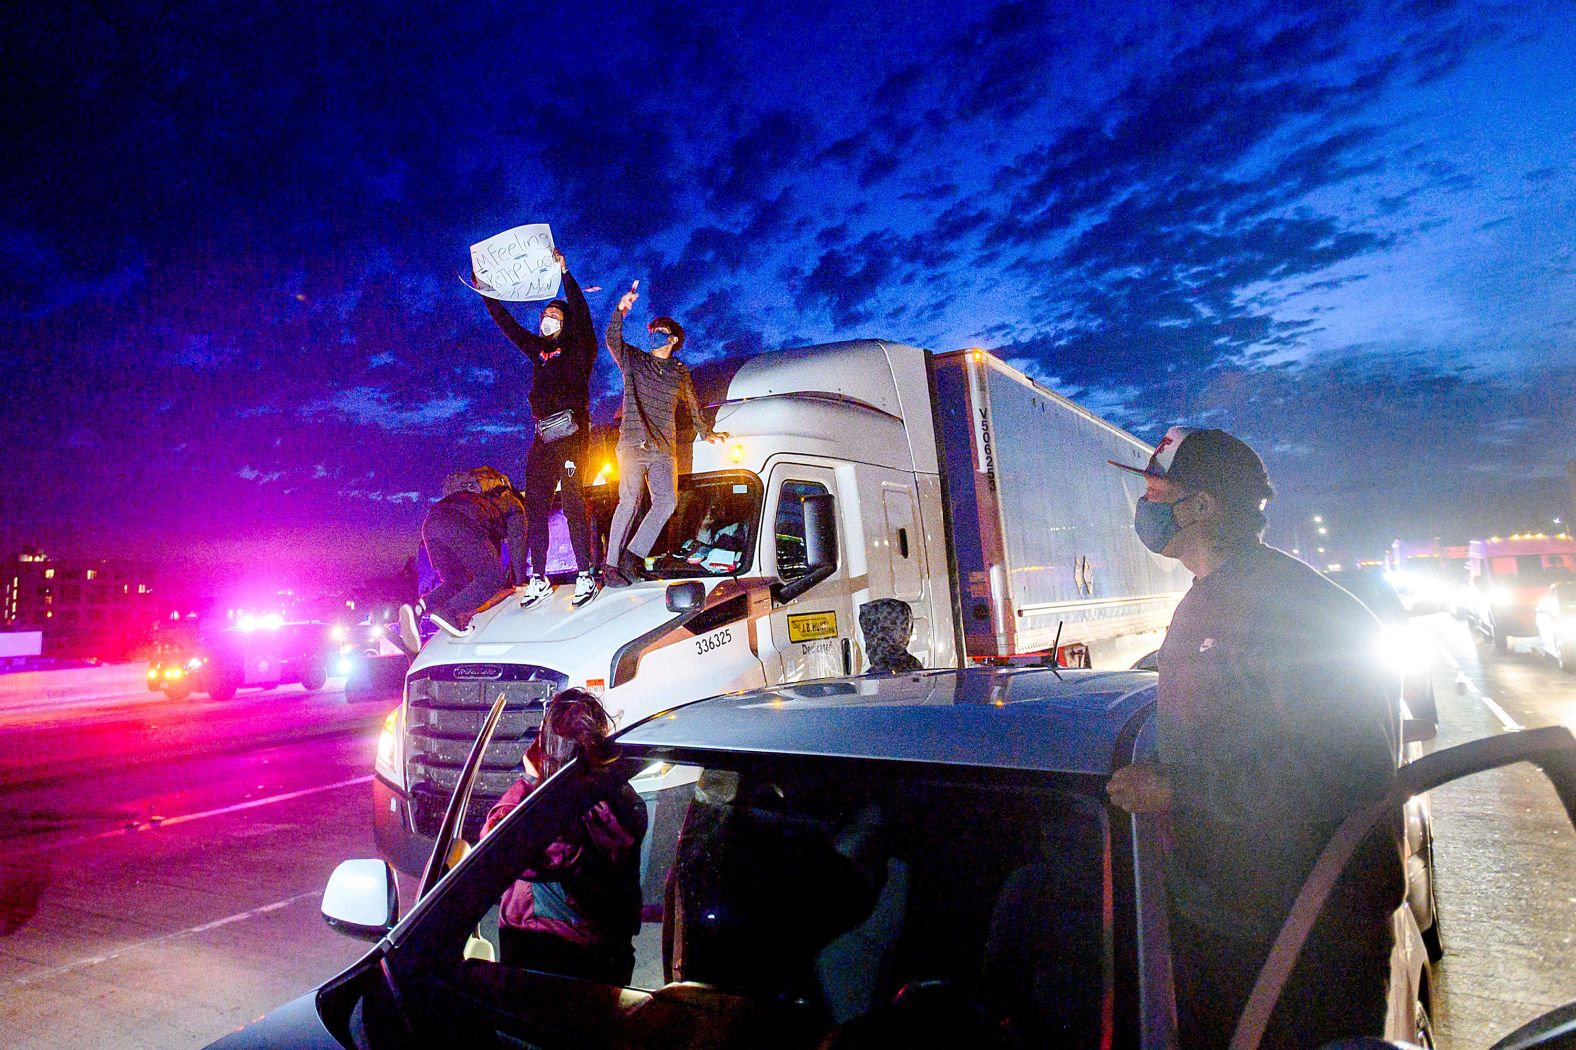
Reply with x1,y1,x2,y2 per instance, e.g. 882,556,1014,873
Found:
373,341,1190,872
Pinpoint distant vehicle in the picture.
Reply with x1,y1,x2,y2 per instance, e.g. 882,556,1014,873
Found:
146,615,338,701
374,343,1195,876
204,665,1483,1050
1383,539,1466,613
1535,581,1576,673
1325,568,1437,725
333,612,412,704
1462,534,1576,651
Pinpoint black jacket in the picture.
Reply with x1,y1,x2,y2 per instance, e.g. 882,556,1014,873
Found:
427,488,528,585
484,270,596,422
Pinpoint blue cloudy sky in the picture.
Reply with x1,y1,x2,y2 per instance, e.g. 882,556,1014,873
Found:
3,0,1573,585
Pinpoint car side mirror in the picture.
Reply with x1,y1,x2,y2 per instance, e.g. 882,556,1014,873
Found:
665,580,705,613
322,859,399,941
775,493,839,603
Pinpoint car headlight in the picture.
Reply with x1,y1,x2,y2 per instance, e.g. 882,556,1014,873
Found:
375,706,405,789
335,656,355,676
330,625,349,642
1378,626,1430,674
147,666,159,679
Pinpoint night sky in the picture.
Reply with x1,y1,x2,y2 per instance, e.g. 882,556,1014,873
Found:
4,1,1574,590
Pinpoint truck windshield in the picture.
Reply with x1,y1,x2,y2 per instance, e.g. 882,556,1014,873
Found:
642,471,763,579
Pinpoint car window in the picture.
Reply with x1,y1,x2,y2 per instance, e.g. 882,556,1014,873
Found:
774,480,830,582
421,753,1114,1049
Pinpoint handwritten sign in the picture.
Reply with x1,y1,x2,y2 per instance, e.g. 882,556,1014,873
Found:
465,223,561,302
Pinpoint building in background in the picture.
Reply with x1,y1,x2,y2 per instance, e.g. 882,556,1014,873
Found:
2,548,162,660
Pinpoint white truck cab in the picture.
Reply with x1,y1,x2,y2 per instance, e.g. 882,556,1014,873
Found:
373,340,1191,872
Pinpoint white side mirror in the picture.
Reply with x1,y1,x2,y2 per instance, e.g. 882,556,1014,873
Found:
322,859,399,941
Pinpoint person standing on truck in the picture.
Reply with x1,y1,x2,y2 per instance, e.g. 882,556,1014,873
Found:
477,246,602,609
601,281,727,587
397,468,528,645
481,688,648,984
1103,427,1402,1050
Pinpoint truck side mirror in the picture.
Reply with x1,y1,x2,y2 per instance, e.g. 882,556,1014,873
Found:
775,493,839,604
322,859,399,941
665,581,705,613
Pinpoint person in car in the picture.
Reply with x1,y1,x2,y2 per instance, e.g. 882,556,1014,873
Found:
477,246,602,608
481,688,648,985
859,599,923,674
397,467,527,644
1104,427,1403,1050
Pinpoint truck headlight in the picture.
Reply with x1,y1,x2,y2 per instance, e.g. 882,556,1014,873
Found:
1378,626,1430,674
375,707,405,789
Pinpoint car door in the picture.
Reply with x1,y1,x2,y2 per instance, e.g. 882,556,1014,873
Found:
761,463,857,681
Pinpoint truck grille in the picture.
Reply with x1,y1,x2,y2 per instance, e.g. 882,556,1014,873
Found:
404,663,566,838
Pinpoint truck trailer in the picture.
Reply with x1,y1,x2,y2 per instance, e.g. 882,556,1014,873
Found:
372,341,1191,873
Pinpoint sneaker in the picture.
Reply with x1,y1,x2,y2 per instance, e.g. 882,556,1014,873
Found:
396,603,422,653
572,570,601,607
428,611,474,638
517,575,553,608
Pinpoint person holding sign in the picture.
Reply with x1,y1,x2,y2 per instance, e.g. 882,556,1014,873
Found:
602,282,727,587
478,246,602,608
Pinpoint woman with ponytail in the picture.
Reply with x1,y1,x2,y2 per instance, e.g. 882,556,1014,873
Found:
481,688,648,984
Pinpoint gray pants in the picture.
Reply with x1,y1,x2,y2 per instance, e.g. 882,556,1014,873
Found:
607,444,678,562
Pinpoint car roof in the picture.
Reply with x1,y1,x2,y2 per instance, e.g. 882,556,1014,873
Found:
616,666,1157,776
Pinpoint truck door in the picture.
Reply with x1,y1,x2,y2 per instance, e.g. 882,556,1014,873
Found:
763,465,857,681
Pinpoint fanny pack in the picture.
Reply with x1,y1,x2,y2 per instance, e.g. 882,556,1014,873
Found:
535,410,579,442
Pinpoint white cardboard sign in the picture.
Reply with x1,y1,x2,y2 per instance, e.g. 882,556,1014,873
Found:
465,223,561,302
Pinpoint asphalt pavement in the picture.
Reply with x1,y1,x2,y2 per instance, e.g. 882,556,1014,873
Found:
0,623,1572,1049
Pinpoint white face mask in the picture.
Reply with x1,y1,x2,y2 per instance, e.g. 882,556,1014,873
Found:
540,316,562,338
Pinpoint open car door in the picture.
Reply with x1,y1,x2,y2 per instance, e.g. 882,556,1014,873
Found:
1230,725,1576,1050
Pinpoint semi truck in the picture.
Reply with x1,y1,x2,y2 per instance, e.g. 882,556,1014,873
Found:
1461,532,1576,650
372,340,1192,873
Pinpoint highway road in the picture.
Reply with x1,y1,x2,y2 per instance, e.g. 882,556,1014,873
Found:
0,618,1572,1048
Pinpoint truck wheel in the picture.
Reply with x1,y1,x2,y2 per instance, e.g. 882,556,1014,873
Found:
299,664,327,693
207,676,238,703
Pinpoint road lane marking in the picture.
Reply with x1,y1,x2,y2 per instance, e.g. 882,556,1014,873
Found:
33,774,374,853
8,890,321,987
1436,648,1524,731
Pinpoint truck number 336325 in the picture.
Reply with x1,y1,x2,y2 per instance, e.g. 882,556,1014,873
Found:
695,628,733,656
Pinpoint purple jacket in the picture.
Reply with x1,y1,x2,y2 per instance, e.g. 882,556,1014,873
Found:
482,775,648,950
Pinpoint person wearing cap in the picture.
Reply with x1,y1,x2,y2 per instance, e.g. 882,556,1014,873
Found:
477,246,602,609
601,282,727,587
398,467,528,644
1104,427,1403,1049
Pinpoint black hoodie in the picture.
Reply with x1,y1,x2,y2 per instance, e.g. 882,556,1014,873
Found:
483,270,596,423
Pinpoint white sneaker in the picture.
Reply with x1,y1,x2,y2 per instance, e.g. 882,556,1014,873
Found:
518,575,553,608
428,611,474,638
572,570,601,607
397,603,422,653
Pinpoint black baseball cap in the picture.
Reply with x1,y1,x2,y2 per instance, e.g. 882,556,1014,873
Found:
1108,426,1273,507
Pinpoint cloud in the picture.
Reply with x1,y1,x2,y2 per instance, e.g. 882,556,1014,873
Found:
301,386,470,431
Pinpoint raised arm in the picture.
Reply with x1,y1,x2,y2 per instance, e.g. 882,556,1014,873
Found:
604,300,635,371
560,269,595,363
482,292,544,366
